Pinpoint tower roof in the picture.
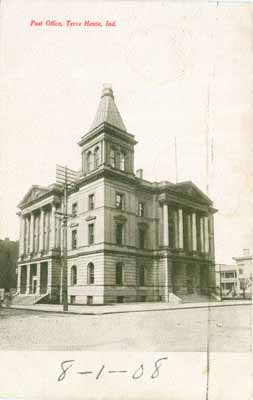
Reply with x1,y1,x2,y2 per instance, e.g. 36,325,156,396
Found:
89,84,127,132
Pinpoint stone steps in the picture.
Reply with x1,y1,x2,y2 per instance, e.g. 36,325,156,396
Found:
11,293,48,306
180,294,213,303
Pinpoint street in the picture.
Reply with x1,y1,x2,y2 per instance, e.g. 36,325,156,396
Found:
0,304,252,351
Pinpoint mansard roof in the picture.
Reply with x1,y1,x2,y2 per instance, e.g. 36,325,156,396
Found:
89,84,127,132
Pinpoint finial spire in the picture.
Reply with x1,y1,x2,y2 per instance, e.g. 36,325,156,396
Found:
101,83,114,99
89,84,127,132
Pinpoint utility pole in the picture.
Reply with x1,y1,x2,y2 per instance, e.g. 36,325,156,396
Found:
56,164,78,312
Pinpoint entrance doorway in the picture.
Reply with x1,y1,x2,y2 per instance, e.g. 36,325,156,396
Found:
187,279,194,294
186,264,195,294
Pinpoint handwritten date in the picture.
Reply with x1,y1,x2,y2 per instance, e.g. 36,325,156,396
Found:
57,357,168,382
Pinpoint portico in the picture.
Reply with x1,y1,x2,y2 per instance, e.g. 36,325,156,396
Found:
160,190,216,301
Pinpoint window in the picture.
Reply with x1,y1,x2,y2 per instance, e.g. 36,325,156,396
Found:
88,194,95,210
138,202,145,217
72,203,78,217
140,296,146,302
139,229,145,249
115,193,124,209
117,296,124,303
119,151,126,171
87,262,95,284
88,223,94,245
239,269,243,275
71,265,77,285
87,151,92,172
116,223,124,245
70,295,76,304
110,148,116,168
224,272,236,278
71,230,77,249
94,147,100,168
116,262,124,286
87,296,93,305
139,265,145,286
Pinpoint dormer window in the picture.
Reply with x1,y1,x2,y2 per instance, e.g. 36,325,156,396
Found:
110,148,116,168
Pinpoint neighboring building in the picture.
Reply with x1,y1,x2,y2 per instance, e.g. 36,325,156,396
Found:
15,84,217,305
215,264,239,297
215,249,253,298
0,238,19,290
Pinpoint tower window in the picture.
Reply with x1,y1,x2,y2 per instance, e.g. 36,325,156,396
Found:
119,151,126,171
71,230,77,249
115,193,124,209
71,265,77,285
138,202,145,217
116,262,124,286
94,146,100,168
87,151,93,172
88,223,94,245
110,148,116,168
87,262,95,284
88,194,95,210
116,223,124,245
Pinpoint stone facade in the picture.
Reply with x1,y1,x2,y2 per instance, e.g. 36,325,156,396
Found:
17,84,217,304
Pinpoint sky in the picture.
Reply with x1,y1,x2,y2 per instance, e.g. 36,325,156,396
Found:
0,0,253,264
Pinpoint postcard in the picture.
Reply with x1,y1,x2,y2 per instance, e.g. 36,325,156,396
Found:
1,0,253,399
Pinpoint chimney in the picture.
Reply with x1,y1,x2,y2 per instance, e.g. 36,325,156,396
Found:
136,169,143,179
243,248,250,257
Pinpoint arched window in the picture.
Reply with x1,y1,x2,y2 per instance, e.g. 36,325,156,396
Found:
87,151,92,172
119,151,126,171
110,148,116,168
71,265,77,285
94,147,100,168
87,262,95,284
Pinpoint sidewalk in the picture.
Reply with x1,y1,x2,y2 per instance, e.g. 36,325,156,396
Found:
6,299,252,316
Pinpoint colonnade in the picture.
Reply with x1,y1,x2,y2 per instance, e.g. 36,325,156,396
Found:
19,203,60,256
162,204,213,255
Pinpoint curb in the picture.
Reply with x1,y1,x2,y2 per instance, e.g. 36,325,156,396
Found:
4,300,251,316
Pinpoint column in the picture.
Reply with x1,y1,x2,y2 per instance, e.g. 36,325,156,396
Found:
50,203,56,249
17,265,21,293
30,213,34,254
27,216,31,254
48,260,52,294
163,204,169,247
192,213,197,252
204,216,209,254
174,210,179,248
208,214,215,259
200,217,205,253
187,214,192,252
39,208,44,252
178,208,184,250
19,215,25,256
36,263,41,294
164,257,169,302
26,264,30,294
